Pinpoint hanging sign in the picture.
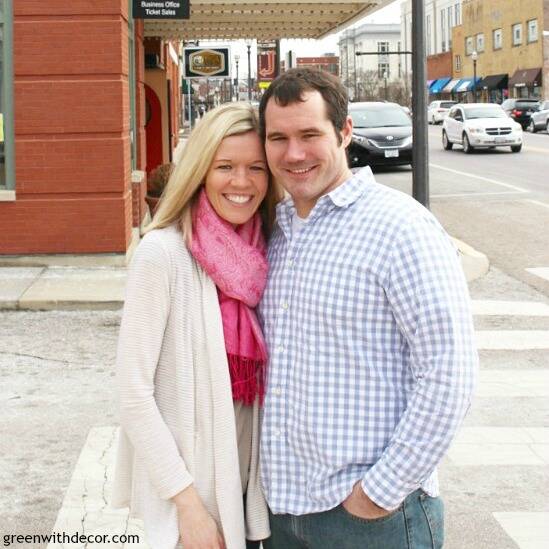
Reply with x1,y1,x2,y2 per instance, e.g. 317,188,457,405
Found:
183,47,230,78
257,41,278,84
133,1,190,19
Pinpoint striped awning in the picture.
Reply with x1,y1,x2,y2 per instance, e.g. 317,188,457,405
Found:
430,77,451,94
442,78,461,93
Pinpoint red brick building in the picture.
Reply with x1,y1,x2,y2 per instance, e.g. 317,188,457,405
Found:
0,1,181,257
296,55,340,76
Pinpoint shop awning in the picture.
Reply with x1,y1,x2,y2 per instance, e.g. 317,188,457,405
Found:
143,0,395,40
427,79,435,87
442,78,461,93
478,73,508,90
508,68,542,88
455,77,481,92
429,77,451,94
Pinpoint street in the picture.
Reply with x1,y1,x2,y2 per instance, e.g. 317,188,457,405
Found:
1,130,548,548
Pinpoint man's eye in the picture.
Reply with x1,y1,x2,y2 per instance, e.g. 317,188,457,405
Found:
268,136,286,142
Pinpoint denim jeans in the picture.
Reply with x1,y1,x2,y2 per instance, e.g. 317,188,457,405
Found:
262,489,444,549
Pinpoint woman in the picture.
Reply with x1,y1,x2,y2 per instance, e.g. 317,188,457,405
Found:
111,103,282,549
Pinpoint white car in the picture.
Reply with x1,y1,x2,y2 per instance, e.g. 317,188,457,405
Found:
428,100,457,124
527,99,549,133
442,103,523,153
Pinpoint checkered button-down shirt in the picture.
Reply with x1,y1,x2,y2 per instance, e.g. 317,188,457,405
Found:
258,167,477,514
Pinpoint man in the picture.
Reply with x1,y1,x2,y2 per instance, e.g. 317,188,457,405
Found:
257,68,477,549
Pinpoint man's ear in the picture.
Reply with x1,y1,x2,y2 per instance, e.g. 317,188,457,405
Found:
340,115,353,148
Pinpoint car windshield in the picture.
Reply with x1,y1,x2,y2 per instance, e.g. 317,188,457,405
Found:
440,102,456,108
351,107,412,128
464,107,507,119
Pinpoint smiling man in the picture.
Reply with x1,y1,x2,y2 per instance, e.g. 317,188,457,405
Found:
257,68,478,549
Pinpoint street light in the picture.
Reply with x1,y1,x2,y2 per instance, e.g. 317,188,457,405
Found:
246,40,252,101
383,71,388,100
234,54,240,101
471,50,478,102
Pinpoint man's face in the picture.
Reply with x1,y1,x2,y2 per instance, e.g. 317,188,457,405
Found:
264,90,353,217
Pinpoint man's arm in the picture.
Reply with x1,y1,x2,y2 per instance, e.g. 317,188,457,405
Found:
361,213,478,511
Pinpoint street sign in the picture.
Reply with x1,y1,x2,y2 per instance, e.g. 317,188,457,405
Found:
133,1,190,19
183,47,231,78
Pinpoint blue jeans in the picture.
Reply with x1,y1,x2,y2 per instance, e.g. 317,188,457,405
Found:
263,489,444,549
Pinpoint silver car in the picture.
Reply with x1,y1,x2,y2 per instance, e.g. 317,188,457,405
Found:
527,100,549,133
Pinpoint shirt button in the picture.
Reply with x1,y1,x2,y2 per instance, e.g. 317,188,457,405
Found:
273,386,282,395
287,259,294,267
274,429,282,437
281,302,289,310
277,345,284,352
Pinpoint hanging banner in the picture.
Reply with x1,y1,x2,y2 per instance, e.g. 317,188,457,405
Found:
133,1,190,19
257,40,278,85
183,47,231,78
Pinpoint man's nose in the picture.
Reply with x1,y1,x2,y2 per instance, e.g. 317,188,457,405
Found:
283,139,306,163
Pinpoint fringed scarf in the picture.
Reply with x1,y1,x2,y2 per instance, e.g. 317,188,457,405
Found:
189,189,268,405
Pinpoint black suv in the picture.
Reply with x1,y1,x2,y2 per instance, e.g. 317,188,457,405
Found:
501,98,540,128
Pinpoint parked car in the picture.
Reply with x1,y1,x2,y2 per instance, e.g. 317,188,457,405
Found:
348,102,413,168
427,100,457,125
501,98,540,129
527,99,549,133
442,103,523,153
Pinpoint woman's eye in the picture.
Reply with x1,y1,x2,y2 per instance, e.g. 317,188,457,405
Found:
217,164,231,170
250,165,266,171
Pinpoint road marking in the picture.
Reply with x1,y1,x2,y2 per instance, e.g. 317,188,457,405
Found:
471,300,549,316
523,199,549,210
430,163,530,193
523,146,549,153
476,330,549,350
47,427,149,548
432,191,523,198
477,370,549,398
526,268,549,282
493,512,549,549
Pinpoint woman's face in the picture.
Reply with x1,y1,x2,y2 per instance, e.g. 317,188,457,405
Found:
204,131,269,226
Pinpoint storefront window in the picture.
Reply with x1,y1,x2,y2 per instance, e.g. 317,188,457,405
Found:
0,0,14,191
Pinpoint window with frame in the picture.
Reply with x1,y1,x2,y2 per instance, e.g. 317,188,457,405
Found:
426,14,432,55
476,33,485,52
455,54,462,72
447,7,453,48
441,10,446,52
465,36,474,55
527,19,538,43
512,23,523,46
493,28,502,50
455,3,461,25
378,62,390,79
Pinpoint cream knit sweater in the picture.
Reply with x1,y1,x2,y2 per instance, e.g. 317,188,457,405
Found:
111,225,269,549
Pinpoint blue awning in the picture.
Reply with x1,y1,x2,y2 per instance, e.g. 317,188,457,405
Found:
455,77,482,92
429,77,452,94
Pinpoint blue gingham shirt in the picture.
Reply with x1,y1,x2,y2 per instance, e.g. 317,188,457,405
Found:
258,167,477,514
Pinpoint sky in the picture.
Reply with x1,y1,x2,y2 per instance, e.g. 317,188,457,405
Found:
192,0,405,78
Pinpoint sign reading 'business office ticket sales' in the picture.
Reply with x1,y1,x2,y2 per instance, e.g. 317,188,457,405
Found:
133,0,190,19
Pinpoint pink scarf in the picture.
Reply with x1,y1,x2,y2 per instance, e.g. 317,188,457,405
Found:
189,189,268,405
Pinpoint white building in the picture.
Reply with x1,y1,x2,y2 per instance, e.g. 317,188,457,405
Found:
400,0,462,75
338,23,402,100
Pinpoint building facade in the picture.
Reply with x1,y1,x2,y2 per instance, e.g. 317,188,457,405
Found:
0,1,181,257
338,24,402,101
296,55,339,76
452,0,545,102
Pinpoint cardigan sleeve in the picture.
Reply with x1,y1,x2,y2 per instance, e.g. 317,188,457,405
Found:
116,231,194,500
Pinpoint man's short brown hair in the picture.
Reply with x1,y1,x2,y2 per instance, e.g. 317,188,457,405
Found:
259,68,349,144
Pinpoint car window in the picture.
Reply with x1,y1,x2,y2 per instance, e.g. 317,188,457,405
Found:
501,99,514,109
440,102,456,108
516,100,538,109
463,106,507,119
350,107,412,128
454,109,464,121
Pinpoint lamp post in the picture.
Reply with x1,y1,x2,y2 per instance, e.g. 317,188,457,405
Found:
246,40,252,101
383,71,388,100
471,50,478,102
234,54,240,101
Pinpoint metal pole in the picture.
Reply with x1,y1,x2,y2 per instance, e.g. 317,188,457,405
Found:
412,0,429,208
353,40,358,100
235,58,239,100
247,43,252,101
187,80,192,129
473,60,477,101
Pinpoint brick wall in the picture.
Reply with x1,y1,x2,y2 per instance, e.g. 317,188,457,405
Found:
427,52,453,79
0,0,133,255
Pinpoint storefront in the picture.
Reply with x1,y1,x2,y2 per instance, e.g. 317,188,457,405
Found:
477,74,509,104
508,68,542,99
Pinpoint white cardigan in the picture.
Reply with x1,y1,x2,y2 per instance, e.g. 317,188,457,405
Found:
111,225,270,549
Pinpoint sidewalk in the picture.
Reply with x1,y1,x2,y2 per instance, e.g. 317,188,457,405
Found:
0,237,489,310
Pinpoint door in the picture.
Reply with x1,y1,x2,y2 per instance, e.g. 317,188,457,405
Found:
145,84,163,174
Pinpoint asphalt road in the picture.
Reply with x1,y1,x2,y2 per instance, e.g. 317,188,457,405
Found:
373,125,549,298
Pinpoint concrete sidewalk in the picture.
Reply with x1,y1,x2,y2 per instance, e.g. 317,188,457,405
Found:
0,237,489,310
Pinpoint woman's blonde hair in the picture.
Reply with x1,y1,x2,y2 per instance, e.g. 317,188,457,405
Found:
145,102,282,241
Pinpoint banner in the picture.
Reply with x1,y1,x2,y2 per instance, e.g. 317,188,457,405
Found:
257,41,278,85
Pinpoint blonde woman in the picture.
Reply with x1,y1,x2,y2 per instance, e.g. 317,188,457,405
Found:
111,103,282,549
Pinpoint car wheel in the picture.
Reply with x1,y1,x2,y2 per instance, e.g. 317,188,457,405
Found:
527,119,537,133
511,144,522,153
442,131,453,150
462,133,474,154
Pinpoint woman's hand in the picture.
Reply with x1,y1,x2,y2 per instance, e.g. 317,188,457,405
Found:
173,485,226,549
